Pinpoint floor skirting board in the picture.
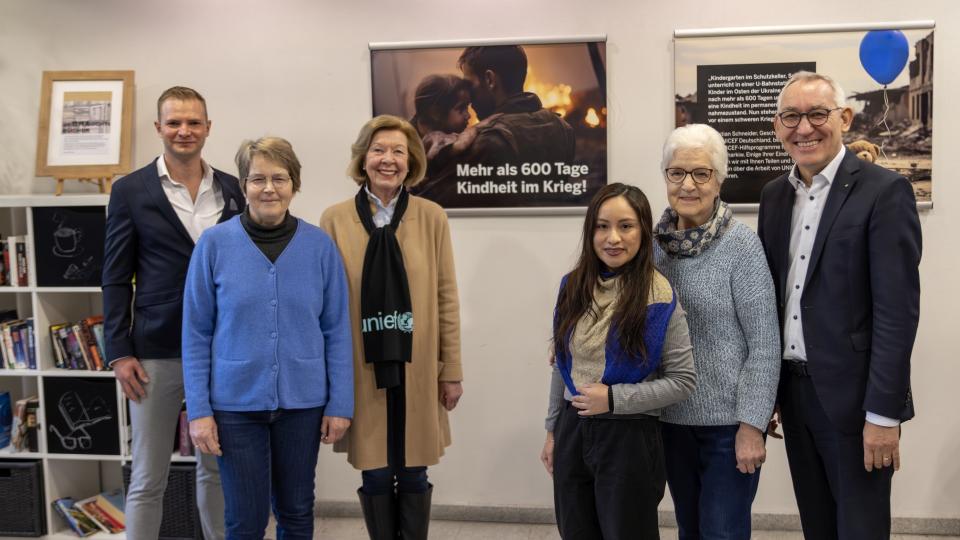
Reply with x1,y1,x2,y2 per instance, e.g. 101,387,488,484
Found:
315,500,960,536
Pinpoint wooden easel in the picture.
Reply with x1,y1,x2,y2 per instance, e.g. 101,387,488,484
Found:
54,177,112,196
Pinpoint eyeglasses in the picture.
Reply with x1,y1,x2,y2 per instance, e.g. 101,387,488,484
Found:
776,107,842,128
245,175,292,190
665,168,714,184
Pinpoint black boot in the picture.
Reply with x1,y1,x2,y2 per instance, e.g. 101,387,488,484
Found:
396,484,432,540
358,488,397,540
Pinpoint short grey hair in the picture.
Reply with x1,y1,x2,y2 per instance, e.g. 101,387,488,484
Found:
235,136,302,193
776,71,847,111
661,124,729,184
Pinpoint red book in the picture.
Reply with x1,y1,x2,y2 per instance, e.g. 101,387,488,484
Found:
15,238,27,286
179,409,194,456
78,319,103,370
0,242,8,285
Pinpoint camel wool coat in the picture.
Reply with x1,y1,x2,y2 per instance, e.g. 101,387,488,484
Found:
320,194,462,470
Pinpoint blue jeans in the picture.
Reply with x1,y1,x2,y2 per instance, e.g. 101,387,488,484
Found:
661,423,761,540
361,466,429,496
215,407,324,540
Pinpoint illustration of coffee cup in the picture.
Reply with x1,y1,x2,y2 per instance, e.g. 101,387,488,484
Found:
53,226,83,258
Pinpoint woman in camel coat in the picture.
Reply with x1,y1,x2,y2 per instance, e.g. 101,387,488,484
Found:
320,114,462,540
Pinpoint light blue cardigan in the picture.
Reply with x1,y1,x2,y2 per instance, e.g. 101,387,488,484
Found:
182,216,354,421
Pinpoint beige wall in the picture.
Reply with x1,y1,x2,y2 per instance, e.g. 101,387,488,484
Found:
2,0,957,519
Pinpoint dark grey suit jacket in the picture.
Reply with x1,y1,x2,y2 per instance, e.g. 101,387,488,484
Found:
757,150,921,433
102,158,244,362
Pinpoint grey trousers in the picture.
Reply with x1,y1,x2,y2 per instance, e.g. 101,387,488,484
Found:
126,359,225,540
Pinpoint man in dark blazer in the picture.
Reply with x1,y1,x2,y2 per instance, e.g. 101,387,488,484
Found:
103,86,244,540
757,71,921,540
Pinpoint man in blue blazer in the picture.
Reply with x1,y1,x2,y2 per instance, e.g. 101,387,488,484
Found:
758,71,921,540
103,86,244,540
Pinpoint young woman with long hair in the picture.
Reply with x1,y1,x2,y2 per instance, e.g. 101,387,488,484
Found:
541,182,696,539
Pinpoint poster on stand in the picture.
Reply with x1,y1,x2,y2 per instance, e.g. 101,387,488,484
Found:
371,37,607,214
35,70,134,181
674,22,934,206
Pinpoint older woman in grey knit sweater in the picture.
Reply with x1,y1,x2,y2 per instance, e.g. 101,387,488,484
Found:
654,124,780,540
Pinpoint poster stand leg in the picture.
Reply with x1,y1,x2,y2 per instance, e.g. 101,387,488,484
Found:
54,177,112,196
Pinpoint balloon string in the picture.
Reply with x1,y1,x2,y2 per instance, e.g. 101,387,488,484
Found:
875,85,892,161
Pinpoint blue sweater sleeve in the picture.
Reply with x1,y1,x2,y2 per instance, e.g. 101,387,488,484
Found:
318,238,354,419
182,233,217,421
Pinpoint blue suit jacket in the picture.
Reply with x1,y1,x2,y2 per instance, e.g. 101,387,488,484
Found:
102,158,245,362
757,150,921,433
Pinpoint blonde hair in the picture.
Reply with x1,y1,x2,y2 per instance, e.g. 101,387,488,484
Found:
235,137,302,193
157,86,207,120
347,115,426,187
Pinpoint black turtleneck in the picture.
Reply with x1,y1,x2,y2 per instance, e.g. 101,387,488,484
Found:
240,209,298,263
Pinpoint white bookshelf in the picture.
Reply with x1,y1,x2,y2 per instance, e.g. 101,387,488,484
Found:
0,194,191,537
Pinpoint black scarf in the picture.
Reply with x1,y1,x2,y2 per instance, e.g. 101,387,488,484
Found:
354,186,413,389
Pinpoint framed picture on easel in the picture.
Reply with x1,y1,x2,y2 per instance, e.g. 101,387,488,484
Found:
35,70,134,195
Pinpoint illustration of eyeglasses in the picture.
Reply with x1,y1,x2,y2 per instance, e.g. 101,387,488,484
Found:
48,391,112,451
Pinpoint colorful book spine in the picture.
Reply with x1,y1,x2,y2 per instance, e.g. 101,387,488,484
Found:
25,318,36,369
94,489,126,526
0,241,7,285
52,497,98,536
5,236,17,287
15,237,27,286
179,409,195,456
79,319,103,370
10,323,27,369
49,323,67,369
92,322,106,366
59,326,80,369
77,496,124,533
1,321,18,369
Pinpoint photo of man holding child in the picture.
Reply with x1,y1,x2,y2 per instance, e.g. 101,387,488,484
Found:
371,40,608,210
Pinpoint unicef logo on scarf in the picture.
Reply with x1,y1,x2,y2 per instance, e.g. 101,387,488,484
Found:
397,312,414,333
361,311,415,334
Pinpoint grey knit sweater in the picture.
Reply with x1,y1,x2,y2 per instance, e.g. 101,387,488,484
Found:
654,218,781,431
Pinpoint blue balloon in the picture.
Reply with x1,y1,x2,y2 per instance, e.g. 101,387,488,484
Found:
859,30,910,85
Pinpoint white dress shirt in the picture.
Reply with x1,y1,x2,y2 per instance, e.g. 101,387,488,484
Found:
782,146,898,427
365,186,400,229
156,155,225,243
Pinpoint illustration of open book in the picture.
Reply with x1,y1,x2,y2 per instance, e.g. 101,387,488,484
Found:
48,391,112,451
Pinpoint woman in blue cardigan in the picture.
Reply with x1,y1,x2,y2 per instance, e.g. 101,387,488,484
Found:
182,137,354,540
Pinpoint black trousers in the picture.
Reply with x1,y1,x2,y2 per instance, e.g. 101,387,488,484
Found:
553,402,665,540
780,368,893,540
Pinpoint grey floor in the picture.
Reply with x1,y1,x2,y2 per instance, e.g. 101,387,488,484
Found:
306,517,959,539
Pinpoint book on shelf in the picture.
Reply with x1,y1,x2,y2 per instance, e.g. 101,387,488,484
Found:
26,321,36,369
2,235,29,287
0,318,35,370
50,316,110,371
0,391,11,449
11,395,39,452
94,488,125,527
76,493,125,534
78,316,105,370
70,323,92,369
3,237,14,287
178,408,195,456
0,241,6,286
52,497,99,537
15,237,27,286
